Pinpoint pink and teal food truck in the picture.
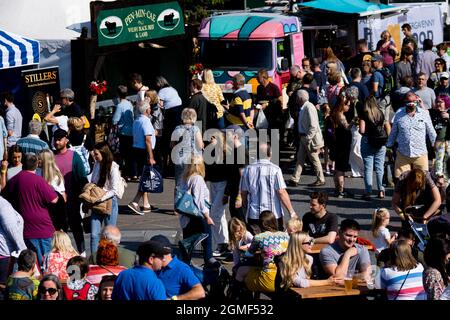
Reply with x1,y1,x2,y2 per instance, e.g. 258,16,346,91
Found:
198,12,305,95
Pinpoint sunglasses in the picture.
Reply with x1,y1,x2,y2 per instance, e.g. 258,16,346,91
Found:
39,287,58,295
302,239,315,245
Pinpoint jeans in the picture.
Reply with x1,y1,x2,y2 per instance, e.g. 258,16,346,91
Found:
25,238,52,269
361,136,386,194
183,216,213,264
90,196,118,253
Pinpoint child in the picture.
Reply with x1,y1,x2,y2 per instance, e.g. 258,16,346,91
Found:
228,218,254,300
64,256,98,300
229,218,253,271
286,217,303,235
371,208,397,254
5,249,40,300
43,231,79,281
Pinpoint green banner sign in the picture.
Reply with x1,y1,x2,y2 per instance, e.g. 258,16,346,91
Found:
96,1,185,47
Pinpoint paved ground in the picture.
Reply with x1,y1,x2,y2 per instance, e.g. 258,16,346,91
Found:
88,146,400,260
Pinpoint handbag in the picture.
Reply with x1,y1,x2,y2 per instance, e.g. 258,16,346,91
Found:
107,125,120,155
175,186,211,218
139,165,163,193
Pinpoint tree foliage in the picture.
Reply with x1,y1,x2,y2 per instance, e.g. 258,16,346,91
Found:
182,0,226,25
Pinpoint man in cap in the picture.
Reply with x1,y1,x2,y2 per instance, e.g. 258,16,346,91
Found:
370,54,391,118
387,91,436,178
434,71,450,97
54,128,88,253
151,235,205,300
112,240,169,300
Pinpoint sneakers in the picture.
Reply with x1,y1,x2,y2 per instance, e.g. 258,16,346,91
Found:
308,180,325,187
361,194,372,201
335,191,353,199
128,202,144,215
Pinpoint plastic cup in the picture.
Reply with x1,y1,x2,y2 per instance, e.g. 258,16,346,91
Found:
344,270,354,293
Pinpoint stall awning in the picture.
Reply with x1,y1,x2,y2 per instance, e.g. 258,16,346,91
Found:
0,29,39,70
297,0,404,17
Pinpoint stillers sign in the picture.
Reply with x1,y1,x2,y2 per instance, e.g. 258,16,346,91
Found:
96,1,185,47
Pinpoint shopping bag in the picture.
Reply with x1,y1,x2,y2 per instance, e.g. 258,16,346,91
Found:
139,165,163,193
255,110,269,129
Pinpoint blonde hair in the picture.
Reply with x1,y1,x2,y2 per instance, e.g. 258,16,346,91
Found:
202,69,216,85
39,149,64,186
67,117,84,132
183,155,205,181
286,218,303,234
145,90,160,105
381,30,391,40
280,232,312,288
371,208,390,237
51,231,79,256
181,108,197,125
229,218,247,250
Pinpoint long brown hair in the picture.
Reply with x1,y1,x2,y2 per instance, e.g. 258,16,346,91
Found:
331,93,347,128
389,240,418,271
322,47,338,62
259,211,278,232
364,95,384,124
94,142,114,187
401,169,426,209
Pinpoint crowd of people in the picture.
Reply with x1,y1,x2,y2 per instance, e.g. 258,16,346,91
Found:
1,23,450,301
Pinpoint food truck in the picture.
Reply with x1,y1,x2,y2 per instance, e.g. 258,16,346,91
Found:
198,12,304,95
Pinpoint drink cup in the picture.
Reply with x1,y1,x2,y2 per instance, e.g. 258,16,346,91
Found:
344,270,354,293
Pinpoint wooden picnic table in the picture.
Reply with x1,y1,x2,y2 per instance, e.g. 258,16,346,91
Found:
290,280,378,299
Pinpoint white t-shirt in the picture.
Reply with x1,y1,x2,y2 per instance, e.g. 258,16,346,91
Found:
373,226,391,253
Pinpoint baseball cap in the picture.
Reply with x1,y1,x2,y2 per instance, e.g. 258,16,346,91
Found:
149,235,173,253
372,54,383,62
137,240,171,259
53,128,68,140
440,72,449,79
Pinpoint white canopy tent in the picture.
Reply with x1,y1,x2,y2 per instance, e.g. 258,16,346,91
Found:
0,0,113,88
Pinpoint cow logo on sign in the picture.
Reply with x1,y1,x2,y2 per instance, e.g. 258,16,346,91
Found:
99,16,124,39
157,9,180,31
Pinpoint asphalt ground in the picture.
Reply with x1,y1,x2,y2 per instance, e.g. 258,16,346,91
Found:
83,146,401,262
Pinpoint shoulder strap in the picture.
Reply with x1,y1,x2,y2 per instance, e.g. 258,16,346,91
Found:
393,269,411,300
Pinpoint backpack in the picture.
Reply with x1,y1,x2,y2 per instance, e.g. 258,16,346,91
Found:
367,116,388,149
70,135,91,175
375,68,394,98
63,281,91,300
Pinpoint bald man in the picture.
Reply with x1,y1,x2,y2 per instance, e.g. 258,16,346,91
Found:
89,225,137,268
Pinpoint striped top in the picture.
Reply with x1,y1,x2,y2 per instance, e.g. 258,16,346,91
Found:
380,263,426,300
226,88,253,126
240,159,287,220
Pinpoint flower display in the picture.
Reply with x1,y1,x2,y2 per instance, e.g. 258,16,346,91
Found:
189,63,203,76
89,80,108,95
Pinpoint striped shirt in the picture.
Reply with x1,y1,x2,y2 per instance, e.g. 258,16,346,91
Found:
226,88,253,126
240,159,287,220
16,134,49,155
380,263,426,300
387,107,436,158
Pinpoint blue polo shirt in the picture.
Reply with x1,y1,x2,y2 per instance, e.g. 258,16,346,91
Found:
132,115,156,149
157,256,201,297
112,265,167,300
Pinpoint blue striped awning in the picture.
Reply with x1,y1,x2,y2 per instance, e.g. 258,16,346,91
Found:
0,29,39,70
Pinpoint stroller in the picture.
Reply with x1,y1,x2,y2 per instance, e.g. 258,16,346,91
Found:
178,233,230,301
404,205,430,252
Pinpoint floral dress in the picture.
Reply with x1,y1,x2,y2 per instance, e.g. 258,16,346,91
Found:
423,267,446,300
44,251,78,281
